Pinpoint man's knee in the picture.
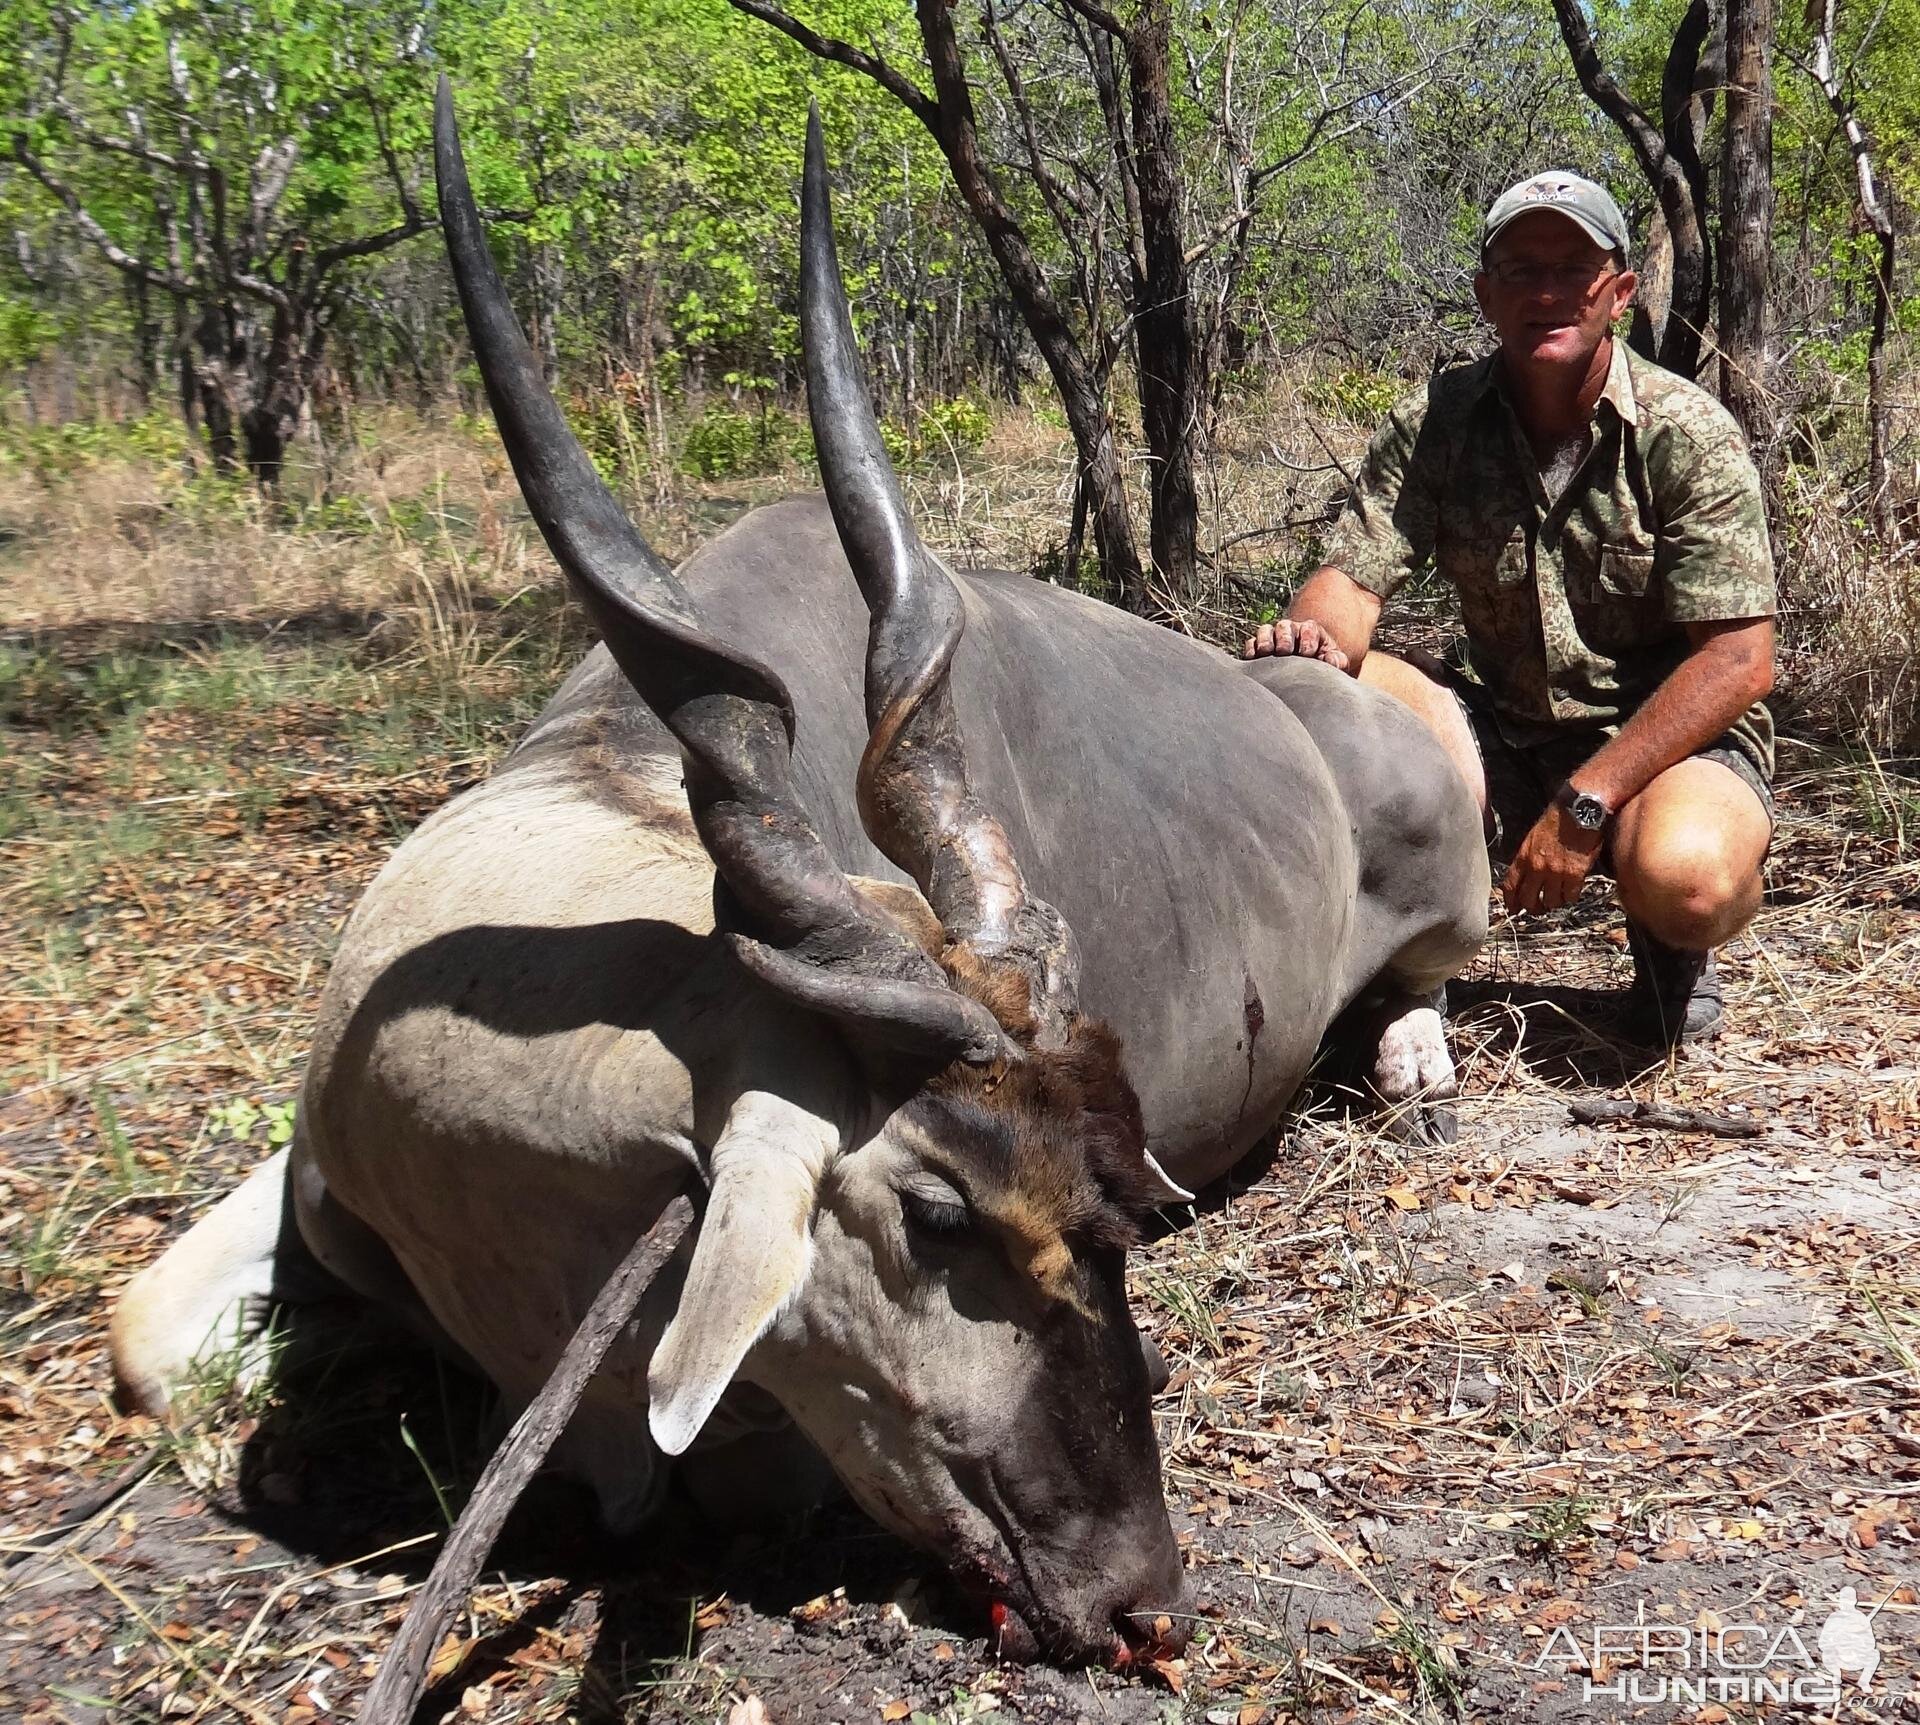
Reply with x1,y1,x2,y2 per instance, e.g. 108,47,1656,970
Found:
1615,822,1761,948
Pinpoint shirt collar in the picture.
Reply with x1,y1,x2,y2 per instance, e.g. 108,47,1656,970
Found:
1481,336,1639,429
1599,336,1639,428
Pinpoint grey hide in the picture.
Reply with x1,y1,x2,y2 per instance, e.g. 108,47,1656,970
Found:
512,495,1486,1178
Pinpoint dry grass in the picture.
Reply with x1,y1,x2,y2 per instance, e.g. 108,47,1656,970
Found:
10,362,1915,750
1776,456,1920,756
1762,341,1920,753
5,415,507,629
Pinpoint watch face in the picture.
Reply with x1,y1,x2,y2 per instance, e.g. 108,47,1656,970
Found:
1569,793,1609,830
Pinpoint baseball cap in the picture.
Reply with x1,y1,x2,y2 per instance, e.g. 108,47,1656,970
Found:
1482,172,1631,262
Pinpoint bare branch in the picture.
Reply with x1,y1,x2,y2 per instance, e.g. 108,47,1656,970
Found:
1056,0,1129,37
50,113,189,176
311,215,437,275
1804,0,1893,240
1800,0,1896,537
1081,22,1147,284
1547,0,1667,186
1183,71,1433,267
978,0,1105,329
722,0,938,129
10,135,185,296
360,77,421,229
981,0,1091,233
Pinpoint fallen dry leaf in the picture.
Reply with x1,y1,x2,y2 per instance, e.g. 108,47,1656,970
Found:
429,1633,476,1683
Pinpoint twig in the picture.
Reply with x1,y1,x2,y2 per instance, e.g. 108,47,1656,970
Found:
1,1443,167,1573
355,1193,695,1725
1568,1097,1764,1137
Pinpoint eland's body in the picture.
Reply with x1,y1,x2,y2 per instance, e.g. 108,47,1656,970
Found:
109,96,1487,1669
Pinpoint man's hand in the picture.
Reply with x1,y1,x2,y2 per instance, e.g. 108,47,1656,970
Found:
1502,805,1604,916
1240,617,1351,671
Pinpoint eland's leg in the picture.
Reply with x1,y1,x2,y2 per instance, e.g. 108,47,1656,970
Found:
1239,656,1488,1145
1360,986,1460,1145
109,1148,335,1416
1356,651,1488,817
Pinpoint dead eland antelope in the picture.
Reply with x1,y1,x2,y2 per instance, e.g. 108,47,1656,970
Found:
109,89,1488,1669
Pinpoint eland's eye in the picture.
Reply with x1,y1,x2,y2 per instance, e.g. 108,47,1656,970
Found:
900,1188,970,1237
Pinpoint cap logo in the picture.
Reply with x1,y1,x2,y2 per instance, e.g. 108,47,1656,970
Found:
1521,180,1574,203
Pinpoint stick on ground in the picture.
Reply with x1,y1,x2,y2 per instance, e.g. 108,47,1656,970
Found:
1569,1097,1764,1138
355,1193,696,1725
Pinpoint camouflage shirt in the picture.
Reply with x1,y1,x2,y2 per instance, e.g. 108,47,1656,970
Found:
1326,340,1776,774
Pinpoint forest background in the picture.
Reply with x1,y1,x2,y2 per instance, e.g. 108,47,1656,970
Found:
3,0,1917,747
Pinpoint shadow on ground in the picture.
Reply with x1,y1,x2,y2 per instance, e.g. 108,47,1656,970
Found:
1448,977,1669,1089
201,1318,950,1722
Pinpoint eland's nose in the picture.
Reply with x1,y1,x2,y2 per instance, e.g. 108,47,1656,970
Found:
1113,1602,1194,1666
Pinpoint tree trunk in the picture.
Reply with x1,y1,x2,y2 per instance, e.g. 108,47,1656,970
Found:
1654,0,1718,376
242,299,323,488
127,274,157,412
1867,227,1894,539
1718,0,1776,459
909,0,1147,609
1061,464,1090,586
1126,0,1200,601
1550,0,1715,380
1050,361,1141,605
171,299,200,470
1628,202,1673,361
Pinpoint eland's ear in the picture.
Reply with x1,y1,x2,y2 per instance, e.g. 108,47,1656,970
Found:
647,1092,836,1455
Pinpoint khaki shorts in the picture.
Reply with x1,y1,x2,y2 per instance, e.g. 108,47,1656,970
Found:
1430,660,1775,868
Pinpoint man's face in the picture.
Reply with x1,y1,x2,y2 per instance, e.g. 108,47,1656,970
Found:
1473,210,1637,373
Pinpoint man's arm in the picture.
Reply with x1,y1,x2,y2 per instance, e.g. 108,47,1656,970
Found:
1571,616,1774,810
1240,565,1385,673
1502,616,1774,915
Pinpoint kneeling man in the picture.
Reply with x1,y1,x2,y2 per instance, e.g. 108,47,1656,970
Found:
1246,172,1775,1045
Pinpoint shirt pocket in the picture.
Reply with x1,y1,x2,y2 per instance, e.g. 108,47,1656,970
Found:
1458,528,1536,663
1597,545,1655,598
1570,542,1661,652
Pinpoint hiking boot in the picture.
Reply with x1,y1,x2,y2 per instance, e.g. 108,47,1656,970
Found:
1623,921,1724,1046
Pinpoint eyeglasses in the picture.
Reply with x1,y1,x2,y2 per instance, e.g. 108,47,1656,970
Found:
1484,259,1619,292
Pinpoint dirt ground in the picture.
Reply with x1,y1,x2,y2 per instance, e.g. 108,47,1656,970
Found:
4,606,1918,1723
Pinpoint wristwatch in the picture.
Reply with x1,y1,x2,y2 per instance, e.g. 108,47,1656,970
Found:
1554,781,1613,833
